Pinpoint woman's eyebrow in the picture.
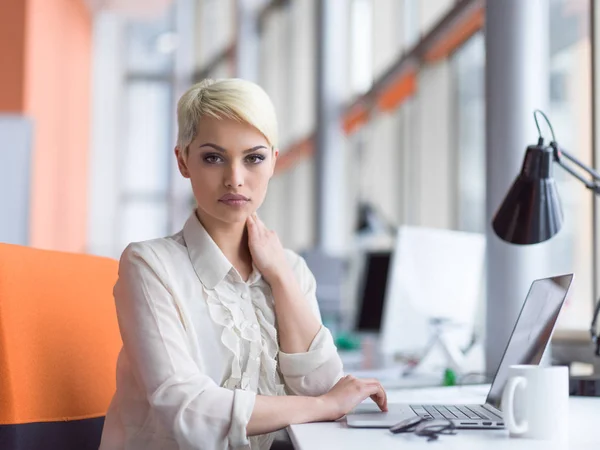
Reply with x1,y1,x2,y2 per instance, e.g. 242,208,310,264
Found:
198,143,268,154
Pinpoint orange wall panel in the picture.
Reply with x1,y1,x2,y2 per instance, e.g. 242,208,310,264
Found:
0,0,27,111
25,0,92,252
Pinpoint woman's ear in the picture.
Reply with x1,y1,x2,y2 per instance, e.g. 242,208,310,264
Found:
270,147,279,176
175,146,190,178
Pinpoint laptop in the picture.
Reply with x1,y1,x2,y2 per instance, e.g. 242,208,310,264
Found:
346,274,573,429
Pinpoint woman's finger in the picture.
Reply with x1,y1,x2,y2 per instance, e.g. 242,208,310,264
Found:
254,213,268,229
370,394,387,412
359,381,386,411
377,384,388,411
251,213,265,232
368,386,387,412
246,216,256,234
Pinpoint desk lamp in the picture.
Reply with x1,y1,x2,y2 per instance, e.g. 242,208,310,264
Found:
492,110,600,359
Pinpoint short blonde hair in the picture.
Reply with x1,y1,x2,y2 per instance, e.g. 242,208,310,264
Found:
176,78,278,154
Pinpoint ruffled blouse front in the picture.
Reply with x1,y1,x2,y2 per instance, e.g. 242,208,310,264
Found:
204,277,285,396
99,212,344,450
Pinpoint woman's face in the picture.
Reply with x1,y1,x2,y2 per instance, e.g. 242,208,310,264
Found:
176,116,278,225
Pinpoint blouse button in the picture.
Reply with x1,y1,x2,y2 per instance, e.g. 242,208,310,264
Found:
241,292,249,300
252,323,259,330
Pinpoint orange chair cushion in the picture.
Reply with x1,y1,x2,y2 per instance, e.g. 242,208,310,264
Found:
0,243,121,424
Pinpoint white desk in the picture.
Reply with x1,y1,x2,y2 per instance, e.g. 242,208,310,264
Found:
288,385,600,450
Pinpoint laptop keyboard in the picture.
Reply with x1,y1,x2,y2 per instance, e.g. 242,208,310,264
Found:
410,404,502,421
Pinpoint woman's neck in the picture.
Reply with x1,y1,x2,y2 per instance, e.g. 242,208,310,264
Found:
195,210,252,267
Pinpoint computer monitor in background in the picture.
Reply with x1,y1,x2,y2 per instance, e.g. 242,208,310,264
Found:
354,250,392,333
380,226,486,361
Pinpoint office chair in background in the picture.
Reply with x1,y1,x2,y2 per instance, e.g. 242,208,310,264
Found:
0,243,121,450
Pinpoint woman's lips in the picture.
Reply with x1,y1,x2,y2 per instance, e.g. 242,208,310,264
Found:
219,199,249,207
219,194,250,207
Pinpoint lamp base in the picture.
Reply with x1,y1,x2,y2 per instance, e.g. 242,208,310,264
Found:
569,374,600,397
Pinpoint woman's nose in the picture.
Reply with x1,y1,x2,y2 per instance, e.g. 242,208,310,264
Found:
224,163,244,187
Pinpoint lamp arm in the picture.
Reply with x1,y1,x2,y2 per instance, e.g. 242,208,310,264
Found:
552,144,600,194
551,143,600,356
555,158,600,192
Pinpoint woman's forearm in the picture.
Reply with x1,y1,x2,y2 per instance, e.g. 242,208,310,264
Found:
269,268,321,354
247,394,333,436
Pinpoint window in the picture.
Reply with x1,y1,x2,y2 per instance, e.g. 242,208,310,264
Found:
349,0,373,96
120,5,176,250
452,32,485,233
547,0,592,330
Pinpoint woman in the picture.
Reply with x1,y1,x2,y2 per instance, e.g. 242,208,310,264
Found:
99,78,387,450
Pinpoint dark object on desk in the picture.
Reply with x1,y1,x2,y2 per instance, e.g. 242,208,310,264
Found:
569,375,600,397
390,417,456,442
492,109,600,358
414,419,457,442
389,416,425,434
356,250,392,332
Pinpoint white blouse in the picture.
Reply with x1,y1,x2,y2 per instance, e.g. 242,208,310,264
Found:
99,212,344,450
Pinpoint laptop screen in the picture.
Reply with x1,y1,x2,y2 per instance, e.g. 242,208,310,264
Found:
486,274,573,410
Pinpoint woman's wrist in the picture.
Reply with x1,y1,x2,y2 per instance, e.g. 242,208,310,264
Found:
294,396,337,424
313,395,339,422
264,265,294,290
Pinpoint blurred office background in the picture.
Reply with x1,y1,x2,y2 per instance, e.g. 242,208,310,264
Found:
1,0,599,374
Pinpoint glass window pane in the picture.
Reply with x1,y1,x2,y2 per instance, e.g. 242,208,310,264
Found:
123,81,172,193
195,0,235,69
402,0,420,50
125,6,175,74
548,0,592,329
260,8,291,145
349,0,373,95
417,0,455,36
453,33,485,234
289,0,316,138
120,201,169,247
372,0,402,80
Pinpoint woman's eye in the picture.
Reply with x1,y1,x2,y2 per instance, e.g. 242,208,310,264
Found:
204,154,223,164
246,154,265,164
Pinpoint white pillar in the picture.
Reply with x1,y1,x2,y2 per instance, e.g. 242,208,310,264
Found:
485,0,551,375
315,0,348,254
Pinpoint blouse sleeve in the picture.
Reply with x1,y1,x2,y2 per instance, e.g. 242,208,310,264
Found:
278,252,344,396
114,242,255,450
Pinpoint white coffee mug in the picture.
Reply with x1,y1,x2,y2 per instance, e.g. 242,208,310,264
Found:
501,365,569,440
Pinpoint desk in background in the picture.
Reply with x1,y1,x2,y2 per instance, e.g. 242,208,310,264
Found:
288,385,600,450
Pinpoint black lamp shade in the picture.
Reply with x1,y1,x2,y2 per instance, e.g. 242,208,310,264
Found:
492,144,564,245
